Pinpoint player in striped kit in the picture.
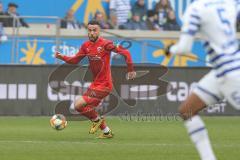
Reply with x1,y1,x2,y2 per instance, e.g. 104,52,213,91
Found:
165,0,240,159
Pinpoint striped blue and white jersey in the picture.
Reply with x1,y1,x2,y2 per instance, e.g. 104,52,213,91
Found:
182,0,240,78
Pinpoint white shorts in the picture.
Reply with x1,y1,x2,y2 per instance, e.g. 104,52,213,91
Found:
193,70,240,110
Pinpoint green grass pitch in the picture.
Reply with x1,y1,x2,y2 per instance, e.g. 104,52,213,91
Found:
0,116,239,160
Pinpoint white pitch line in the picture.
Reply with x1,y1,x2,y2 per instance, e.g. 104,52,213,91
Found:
0,140,192,146
0,140,239,148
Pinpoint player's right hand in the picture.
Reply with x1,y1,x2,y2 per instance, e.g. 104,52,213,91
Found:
54,52,63,60
126,71,136,80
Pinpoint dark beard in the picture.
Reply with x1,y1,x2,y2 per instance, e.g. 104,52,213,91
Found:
89,36,99,42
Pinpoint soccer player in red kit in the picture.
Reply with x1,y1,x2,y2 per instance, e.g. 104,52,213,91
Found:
55,20,136,138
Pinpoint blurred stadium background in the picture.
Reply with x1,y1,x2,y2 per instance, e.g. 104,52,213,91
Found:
0,0,240,160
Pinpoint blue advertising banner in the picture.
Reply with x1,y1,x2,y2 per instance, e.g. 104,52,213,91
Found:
144,39,206,66
0,0,205,66
0,36,207,67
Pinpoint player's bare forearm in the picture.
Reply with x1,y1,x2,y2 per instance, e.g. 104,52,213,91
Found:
111,42,135,77
122,52,136,80
54,52,82,64
115,48,134,71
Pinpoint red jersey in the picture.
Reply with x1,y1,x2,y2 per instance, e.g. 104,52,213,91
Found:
62,37,134,91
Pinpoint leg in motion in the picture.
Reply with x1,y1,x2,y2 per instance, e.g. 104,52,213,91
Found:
179,93,216,160
70,88,113,138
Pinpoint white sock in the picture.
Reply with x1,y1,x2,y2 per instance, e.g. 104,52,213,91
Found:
184,115,216,160
102,126,110,134
69,102,80,114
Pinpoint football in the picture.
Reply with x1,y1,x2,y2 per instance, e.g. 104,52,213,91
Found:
50,114,67,130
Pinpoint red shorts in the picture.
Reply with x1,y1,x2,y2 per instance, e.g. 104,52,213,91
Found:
82,86,111,107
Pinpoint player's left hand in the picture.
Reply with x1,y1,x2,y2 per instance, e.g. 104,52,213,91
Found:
126,71,136,80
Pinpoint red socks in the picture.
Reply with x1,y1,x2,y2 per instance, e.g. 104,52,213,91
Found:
100,120,107,130
76,105,107,130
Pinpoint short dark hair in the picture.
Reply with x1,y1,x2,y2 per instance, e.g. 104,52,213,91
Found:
8,2,18,8
88,19,100,26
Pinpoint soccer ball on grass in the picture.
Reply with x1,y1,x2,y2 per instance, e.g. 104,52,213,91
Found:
50,114,67,130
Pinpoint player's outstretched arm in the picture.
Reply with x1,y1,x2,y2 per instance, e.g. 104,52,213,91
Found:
54,47,86,64
165,3,199,57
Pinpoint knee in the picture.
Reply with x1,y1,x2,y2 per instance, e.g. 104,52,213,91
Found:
69,103,79,114
178,103,194,120
74,96,87,111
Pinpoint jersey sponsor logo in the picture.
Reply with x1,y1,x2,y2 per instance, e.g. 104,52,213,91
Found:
0,83,37,100
97,47,103,53
88,55,101,60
